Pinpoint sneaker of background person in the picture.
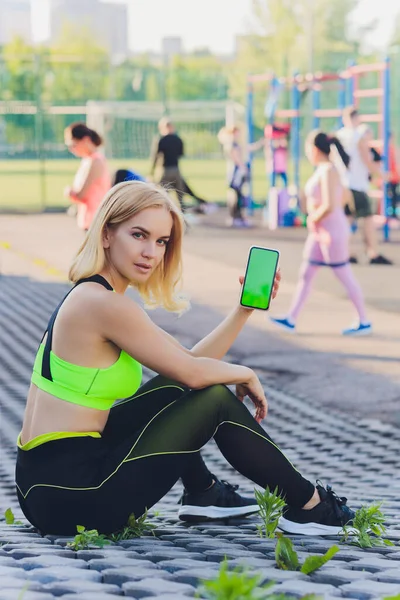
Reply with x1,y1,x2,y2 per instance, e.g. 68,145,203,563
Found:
369,254,393,265
231,218,248,228
342,322,372,336
178,476,259,522
278,481,355,536
270,317,296,333
199,202,219,215
349,256,358,264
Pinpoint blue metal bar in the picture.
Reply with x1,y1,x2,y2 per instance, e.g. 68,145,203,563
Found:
269,77,278,191
291,75,301,195
312,84,320,129
383,56,391,241
337,77,346,129
246,80,254,213
346,60,355,106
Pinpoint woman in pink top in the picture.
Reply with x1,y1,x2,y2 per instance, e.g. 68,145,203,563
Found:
270,130,372,336
64,123,111,232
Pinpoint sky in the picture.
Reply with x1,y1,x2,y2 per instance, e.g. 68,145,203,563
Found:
31,0,397,55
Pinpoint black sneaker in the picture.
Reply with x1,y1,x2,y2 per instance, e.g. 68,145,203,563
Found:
369,254,393,265
178,476,259,522
349,256,358,264
278,481,355,536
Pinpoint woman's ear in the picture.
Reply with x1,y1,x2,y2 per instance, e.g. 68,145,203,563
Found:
102,225,111,249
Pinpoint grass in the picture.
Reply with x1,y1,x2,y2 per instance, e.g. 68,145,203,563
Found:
0,157,312,211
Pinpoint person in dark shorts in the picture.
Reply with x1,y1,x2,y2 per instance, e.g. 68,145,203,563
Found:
337,108,392,265
150,118,211,213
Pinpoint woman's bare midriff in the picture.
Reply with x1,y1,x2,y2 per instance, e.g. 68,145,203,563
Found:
20,383,110,446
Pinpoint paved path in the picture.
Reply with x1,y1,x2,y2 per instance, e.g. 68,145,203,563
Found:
1,212,399,424
0,212,399,599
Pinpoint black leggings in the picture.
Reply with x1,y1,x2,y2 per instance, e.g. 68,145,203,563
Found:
16,377,314,535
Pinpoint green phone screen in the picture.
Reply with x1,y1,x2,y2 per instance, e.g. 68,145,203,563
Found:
240,247,279,310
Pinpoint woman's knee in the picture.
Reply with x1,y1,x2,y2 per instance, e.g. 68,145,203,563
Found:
192,384,238,413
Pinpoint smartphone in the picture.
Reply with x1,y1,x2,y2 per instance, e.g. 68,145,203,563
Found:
240,246,280,311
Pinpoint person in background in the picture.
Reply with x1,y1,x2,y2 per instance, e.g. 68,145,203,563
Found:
270,130,372,337
150,117,211,213
112,169,146,186
218,126,264,228
64,123,111,233
388,133,399,219
264,124,290,189
336,107,392,265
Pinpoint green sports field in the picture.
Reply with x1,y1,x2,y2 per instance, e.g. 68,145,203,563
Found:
0,158,311,212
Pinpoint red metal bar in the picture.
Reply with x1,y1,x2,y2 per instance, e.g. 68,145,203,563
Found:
247,73,274,84
349,62,387,75
275,109,300,118
361,114,383,123
313,108,342,118
314,73,341,82
353,88,384,98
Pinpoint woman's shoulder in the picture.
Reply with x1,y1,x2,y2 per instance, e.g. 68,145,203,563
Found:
60,281,141,337
88,152,107,166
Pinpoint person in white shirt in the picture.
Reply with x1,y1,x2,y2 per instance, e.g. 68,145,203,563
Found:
336,107,392,265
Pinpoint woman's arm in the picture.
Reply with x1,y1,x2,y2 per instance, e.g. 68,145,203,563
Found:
149,137,162,177
358,136,381,179
248,138,266,153
97,292,253,390
298,189,307,214
191,306,252,359
157,312,251,360
191,270,280,359
309,166,336,224
69,158,105,202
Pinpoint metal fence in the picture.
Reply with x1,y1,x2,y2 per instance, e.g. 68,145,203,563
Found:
1,51,400,211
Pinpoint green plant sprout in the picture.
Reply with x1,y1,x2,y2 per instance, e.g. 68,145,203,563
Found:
66,525,111,551
275,533,339,574
341,503,394,548
4,508,23,525
197,559,323,599
108,511,156,541
254,486,286,538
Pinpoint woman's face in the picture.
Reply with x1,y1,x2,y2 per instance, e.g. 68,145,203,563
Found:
64,133,89,157
103,207,173,285
305,140,318,165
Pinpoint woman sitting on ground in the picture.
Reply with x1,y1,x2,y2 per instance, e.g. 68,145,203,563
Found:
16,181,354,536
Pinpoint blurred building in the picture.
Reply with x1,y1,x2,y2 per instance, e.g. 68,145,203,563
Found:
162,37,183,59
0,0,32,45
50,0,128,59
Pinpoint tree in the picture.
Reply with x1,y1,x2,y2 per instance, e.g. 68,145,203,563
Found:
230,0,372,104
167,55,229,101
48,21,110,103
1,36,39,101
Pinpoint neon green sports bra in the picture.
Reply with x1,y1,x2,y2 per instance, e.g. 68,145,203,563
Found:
31,275,142,410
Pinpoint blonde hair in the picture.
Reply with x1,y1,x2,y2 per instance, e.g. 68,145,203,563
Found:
69,181,188,313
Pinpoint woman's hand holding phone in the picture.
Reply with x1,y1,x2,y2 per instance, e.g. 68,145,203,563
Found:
238,268,281,312
236,370,268,423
